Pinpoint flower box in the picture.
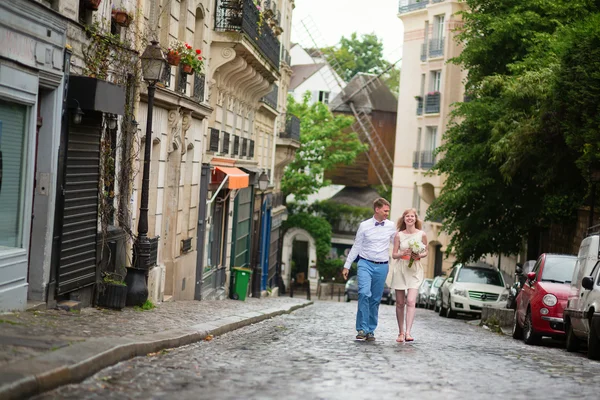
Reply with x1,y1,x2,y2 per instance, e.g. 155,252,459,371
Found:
85,0,102,11
112,9,133,27
167,50,181,66
181,63,193,75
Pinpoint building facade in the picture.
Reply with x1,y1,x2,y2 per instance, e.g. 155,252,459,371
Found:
391,0,467,277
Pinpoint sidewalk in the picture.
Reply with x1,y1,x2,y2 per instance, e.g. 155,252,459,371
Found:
0,296,312,400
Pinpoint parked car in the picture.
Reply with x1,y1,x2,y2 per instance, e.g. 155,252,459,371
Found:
417,279,433,308
434,286,443,313
427,276,446,310
439,262,509,318
512,254,577,345
344,275,395,305
506,260,536,309
563,234,600,359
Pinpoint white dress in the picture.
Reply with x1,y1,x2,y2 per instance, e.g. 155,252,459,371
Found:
388,231,425,290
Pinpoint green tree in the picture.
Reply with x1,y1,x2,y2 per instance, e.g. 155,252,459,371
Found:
427,0,599,262
322,32,400,95
282,93,368,202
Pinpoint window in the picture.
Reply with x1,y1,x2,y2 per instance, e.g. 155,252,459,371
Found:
457,267,503,287
420,74,426,97
425,126,437,153
431,70,442,92
0,100,28,250
318,91,330,104
433,14,445,39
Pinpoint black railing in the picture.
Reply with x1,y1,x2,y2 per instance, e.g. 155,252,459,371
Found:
416,97,424,115
425,92,441,114
398,0,427,14
222,131,230,154
215,0,281,69
241,137,248,156
193,73,205,102
261,84,278,108
413,151,420,169
249,139,255,158
432,0,444,3
281,114,300,141
429,37,444,58
420,150,436,169
420,42,427,62
209,128,220,152
177,66,187,94
233,134,240,155
161,65,171,88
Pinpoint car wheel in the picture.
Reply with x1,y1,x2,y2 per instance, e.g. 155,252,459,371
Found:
439,297,447,317
344,292,350,303
512,310,523,339
387,296,393,306
588,317,600,360
565,322,579,352
445,296,456,318
523,310,541,345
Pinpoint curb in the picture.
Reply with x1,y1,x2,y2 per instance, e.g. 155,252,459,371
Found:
0,300,313,400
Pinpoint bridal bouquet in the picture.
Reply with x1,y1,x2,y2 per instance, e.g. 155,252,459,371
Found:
407,239,425,268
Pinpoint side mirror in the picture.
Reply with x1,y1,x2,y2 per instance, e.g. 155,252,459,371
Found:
582,276,594,291
515,266,523,275
526,272,536,281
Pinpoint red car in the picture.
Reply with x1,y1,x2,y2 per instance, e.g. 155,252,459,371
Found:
512,253,577,345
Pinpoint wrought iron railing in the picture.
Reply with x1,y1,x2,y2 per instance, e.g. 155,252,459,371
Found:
280,114,300,141
420,42,427,62
432,0,445,3
429,37,444,58
193,73,205,102
221,131,230,154
241,137,248,156
413,151,420,169
249,139,255,158
215,0,281,69
425,92,441,114
177,66,188,94
420,150,436,169
261,84,278,108
416,97,424,115
398,0,427,14
233,134,240,155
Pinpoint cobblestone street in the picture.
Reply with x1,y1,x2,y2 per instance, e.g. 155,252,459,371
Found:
33,301,600,400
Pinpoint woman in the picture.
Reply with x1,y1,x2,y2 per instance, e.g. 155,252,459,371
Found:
389,208,428,342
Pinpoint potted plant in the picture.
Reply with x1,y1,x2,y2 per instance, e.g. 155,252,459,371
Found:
97,271,128,310
414,95,423,101
178,42,204,75
85,0,102,11
112,6,133,27
167,41,186,66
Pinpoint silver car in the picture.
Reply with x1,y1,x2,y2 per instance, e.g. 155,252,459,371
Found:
427,276,446,310
417,279,433,308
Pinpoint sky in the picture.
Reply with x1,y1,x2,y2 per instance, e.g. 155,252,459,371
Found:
290,0,405,63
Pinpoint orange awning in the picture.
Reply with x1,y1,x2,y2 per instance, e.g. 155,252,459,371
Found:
213,166,249,189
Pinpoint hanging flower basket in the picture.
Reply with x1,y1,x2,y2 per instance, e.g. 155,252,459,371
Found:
112,8,133,27
166,50,181,66
181,63,194,75
85,0,102,11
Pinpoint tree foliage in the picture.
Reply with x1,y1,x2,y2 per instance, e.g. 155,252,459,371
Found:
322,32,401,95
427,0,600,262
281,93,367,202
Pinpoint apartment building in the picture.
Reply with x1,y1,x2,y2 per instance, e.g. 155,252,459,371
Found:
391,0,467,277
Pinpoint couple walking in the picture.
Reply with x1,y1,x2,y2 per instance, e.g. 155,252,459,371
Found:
342,198,427,342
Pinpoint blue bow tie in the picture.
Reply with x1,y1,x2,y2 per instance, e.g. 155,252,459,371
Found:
375,221,384,227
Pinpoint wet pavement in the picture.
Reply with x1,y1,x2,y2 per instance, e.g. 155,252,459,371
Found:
32,301,600,400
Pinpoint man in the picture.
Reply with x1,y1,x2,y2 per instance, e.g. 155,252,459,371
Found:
342,198,396,341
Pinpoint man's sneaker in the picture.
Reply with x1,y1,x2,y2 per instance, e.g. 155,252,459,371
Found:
366,333,376,341
356,330,367,340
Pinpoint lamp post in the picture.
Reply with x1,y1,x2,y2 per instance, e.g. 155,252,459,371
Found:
252,172,270,298
126,40,167,306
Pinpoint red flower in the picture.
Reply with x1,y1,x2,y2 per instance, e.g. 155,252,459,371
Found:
198,56,202,60
196,49,201,54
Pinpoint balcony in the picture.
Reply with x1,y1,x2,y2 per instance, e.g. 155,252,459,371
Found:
398,0,427,14
413,150,436,169
281,47,291,66
416,96,424,115
215,0,281,69
280,114,300,141
425,92,441,114
260,84,278,109
428,37,445,58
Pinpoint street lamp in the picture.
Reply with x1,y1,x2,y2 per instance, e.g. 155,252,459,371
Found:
252,172,270,298
127,40,167,307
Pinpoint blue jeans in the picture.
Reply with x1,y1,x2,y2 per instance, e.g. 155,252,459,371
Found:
356,259,388,334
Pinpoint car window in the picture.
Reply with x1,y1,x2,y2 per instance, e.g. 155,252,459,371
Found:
457,267,504,286
433,277,444,287
533,258,543,279
522,261,536,274
591,261,600,285
540,256,577,284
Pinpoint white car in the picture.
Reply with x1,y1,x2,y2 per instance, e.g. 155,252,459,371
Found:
439,263,509,318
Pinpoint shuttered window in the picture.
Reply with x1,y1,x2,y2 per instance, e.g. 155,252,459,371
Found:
0,100,28,250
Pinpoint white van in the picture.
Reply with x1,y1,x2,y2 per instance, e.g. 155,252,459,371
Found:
563,234,600,359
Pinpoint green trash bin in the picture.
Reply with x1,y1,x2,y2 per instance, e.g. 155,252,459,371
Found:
232,267,253,301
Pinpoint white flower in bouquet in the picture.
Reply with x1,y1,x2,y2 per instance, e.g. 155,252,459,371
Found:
406,239,425,268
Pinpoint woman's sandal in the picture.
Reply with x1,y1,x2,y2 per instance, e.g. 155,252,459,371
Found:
396,333,405,343
405,333,414,342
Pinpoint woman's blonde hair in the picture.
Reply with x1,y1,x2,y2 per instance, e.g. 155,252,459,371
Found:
397,208,422,231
